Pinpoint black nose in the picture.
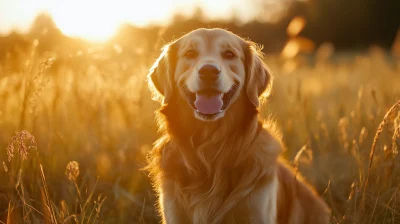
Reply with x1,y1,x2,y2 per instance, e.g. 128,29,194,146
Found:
198,64,220,82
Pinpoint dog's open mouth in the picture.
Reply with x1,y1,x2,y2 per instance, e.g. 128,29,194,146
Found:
182,84,238,119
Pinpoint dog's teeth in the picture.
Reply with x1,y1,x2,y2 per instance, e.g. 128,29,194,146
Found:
219,110,223,112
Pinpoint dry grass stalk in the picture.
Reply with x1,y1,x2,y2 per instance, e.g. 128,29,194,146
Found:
6,130,37,161
40,164,57,223
361,100,400,212
293,144,308,180
19,58,53,129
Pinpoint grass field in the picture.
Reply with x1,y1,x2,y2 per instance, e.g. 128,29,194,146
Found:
0,41,399,223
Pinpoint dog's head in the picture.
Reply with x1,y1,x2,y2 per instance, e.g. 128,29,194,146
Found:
148,28,273,122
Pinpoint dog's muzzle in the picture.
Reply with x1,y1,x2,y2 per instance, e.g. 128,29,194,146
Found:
181,83,238,120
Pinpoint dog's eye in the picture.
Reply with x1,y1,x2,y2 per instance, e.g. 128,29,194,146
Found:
222,50,236,59
184,50,197,59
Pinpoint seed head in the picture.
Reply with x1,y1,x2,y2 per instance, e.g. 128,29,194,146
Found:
6,130,37,161
65,161,80,181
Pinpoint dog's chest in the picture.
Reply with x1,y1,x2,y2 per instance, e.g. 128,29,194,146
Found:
170,165,254,223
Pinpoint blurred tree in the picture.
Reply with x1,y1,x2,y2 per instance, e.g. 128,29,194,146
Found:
28,13,63,54
29,13,60,37
300,0,400,49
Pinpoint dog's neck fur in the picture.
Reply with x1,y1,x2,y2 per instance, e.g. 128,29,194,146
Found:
164,98,259,166
147,96,282,223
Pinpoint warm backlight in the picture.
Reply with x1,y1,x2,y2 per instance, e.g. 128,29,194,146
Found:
0,0,289,42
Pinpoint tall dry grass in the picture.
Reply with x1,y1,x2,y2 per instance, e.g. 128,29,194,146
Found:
0,39,399,223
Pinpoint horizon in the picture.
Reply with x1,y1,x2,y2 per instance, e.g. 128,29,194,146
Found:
0,0,291,42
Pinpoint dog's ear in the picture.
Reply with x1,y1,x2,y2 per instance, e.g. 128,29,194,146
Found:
147,43,176,104
243,41,273,107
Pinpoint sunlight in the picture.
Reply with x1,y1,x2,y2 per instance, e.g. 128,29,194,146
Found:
287,16,306,37
48,0,165,42
0,0,289,42
48,0,244,41
43,0,229,41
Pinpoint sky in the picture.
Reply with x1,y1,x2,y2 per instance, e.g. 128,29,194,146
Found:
0,0,291,41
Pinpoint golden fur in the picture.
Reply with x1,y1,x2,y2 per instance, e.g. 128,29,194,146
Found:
146,28,331,224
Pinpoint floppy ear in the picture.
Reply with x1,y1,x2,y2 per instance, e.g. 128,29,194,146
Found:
244,41,273,107
147,44,175,104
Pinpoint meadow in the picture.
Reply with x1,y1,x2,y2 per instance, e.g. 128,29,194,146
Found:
0,36,400,224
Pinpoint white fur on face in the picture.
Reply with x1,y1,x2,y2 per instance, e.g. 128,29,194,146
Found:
175,32,245,93
174,29,247,121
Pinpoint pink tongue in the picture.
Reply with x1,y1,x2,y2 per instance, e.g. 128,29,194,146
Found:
194,94,223,115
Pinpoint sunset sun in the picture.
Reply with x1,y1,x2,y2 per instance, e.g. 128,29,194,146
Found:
0,0,287,42
43,0,238,41
49,0,177,42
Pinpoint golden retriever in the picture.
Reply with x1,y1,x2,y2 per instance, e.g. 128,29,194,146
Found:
146,28,331,224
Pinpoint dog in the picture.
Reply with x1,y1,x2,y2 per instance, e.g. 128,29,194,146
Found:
145,28,331,224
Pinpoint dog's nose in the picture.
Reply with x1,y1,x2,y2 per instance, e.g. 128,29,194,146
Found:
198,64,220,82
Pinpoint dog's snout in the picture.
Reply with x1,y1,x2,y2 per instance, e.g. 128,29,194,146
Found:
198,64,220,82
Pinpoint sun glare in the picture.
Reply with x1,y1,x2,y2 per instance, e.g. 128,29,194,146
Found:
0,0,288,42
47,0,202,42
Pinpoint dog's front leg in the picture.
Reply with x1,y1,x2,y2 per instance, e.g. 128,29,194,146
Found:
247,175,279,224
158,189,189,224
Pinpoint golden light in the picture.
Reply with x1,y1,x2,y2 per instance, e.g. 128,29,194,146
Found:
287,16,306,37
46,0,249,42
0,0,289,42
48,0,179,42
281,40,300,59
281,37,315,58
